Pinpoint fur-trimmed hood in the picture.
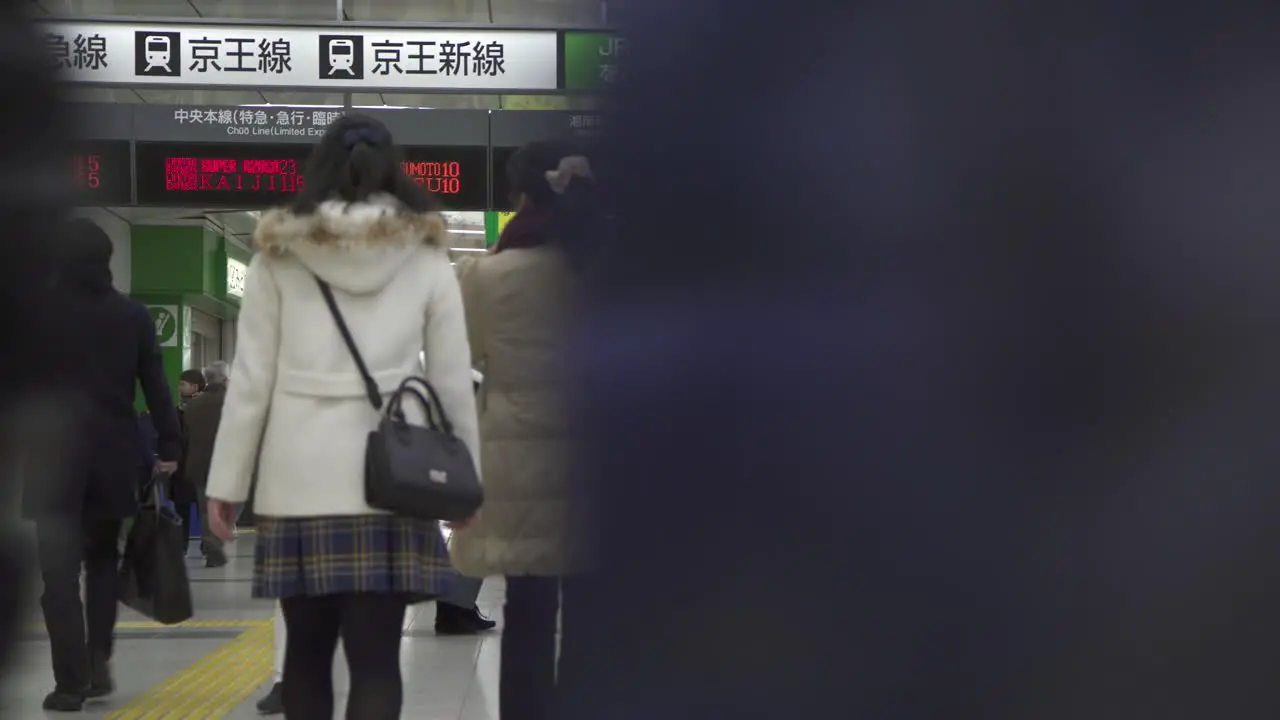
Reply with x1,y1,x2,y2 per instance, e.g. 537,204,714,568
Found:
253,194,448,295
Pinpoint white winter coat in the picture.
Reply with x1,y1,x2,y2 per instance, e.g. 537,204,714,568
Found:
204,195,480,518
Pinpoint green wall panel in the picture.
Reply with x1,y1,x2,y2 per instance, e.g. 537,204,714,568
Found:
130,226,246,409
131,226,205,295
201,226,220,298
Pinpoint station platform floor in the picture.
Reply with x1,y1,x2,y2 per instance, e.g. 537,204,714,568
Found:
1,532,504,719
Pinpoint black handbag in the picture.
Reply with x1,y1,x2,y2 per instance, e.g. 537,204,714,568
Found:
315,277,483,522
119,472,195,625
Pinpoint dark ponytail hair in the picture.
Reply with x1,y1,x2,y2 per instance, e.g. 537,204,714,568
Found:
506,140,606,272
291,114,438,215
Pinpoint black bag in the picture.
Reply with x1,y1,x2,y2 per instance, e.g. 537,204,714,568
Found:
316,277,483,523
119,474,194,625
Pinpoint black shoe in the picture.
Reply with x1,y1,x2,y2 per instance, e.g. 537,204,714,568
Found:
42,690,85,712
256,682,284,715
85,655,114,698
83,653,113,691
204,547,228,568
435,603,497,635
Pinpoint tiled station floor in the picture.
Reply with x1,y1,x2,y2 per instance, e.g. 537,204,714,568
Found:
2,533,504,719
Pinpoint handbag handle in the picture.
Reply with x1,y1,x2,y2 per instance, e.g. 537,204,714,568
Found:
387,383,440,430
398,376,456,436
387,378,456,436
315,277,384,411
138,471,171,517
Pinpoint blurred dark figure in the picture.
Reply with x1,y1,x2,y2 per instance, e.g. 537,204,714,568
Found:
0,6,75,684
181,360,229,568
138,410,159,468
21,219,182,712
171,368,206,543
561,3,1280,720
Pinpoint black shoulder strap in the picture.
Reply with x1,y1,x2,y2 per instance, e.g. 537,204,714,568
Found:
314,276,383,410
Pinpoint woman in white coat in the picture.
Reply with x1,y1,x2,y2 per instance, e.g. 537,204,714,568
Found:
203,114,479,720
252,368,493,717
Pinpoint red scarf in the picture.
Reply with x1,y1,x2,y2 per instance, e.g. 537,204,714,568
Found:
494,205,555,253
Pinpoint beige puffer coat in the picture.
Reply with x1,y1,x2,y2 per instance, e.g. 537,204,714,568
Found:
449,248,588,578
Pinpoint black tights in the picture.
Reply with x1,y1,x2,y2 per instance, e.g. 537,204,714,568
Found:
279,593,408,720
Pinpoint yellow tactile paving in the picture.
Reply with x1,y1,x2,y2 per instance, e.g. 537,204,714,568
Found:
24,619,271,632
104,621,274,719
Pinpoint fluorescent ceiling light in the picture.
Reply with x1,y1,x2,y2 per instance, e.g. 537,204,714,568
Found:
450,247,487,253
237,103,434,110
239,103,341,109
448,228,484,235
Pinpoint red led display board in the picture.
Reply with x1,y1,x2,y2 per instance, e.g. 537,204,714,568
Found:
71,140,131,205
134,142,487,209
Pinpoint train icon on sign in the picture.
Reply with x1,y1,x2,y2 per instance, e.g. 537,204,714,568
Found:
318,35,364,80
144,35,172,73
328,39,355,75
134,31,182,77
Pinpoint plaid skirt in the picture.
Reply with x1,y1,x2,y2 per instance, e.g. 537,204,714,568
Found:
252,514,455,603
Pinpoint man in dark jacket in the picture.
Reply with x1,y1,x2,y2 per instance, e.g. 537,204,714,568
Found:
21,218,182,712
170,368,205,543
181,360,229,568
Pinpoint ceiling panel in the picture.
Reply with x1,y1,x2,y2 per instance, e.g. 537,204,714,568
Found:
345,0,481,23
133,88,267,105
105,206,207,224
347,0,602,25
489,0,601,26
260,91,347,106
347,92,494,110
188,0,342,20
36,0,199,17
65,86,140,103
203,210,260,235
350,92,387,107
39,0,605,25
378,93,499,109
38,0,340,20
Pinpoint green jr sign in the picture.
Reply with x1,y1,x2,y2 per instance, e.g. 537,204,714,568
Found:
563,32,624,90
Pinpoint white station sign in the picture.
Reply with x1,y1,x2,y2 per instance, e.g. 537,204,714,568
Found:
42,21,559,92
226,257,248,298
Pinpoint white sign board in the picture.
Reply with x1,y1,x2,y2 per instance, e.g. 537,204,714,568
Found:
226,257,248,298
42,21,559,92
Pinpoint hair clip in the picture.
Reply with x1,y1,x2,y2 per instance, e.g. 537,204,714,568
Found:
545,156,594,194
341,126,386,149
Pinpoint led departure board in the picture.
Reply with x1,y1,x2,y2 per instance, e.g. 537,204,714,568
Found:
401,146,488,210
134,142,308,206
134,142,488,210
71,140,131,205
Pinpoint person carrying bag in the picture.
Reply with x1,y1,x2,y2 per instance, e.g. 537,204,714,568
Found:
200,114,482,720
118,471,194,625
